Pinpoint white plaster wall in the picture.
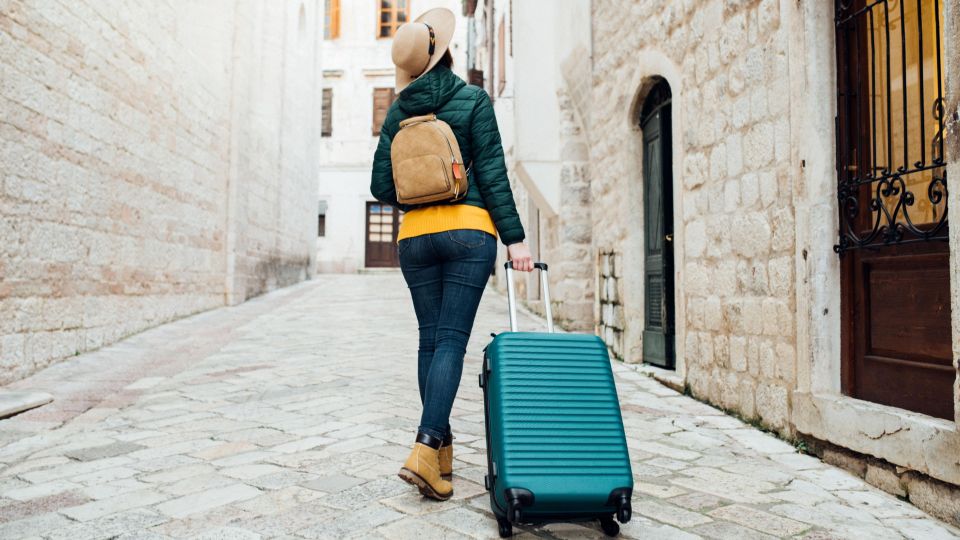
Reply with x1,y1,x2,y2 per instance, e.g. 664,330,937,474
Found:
317,0,467,272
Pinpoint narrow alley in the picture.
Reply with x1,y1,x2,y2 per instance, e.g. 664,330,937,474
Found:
0,274,955,539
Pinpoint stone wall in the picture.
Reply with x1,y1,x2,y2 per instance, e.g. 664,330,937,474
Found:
591,0,797,433
0,0,321,383
597,251,624,359
946,0,960,426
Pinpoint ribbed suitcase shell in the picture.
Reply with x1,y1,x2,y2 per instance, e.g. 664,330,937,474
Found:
482,331,633,523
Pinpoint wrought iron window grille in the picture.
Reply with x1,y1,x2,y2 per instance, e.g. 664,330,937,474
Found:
834,0,947,255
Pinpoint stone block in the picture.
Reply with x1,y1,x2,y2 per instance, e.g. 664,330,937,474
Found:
755,383,789,430
864,463,906,498
704,296,723,331
902,472,960,526
730,336,748,372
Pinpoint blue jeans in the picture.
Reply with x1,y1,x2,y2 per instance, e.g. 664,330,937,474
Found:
398,229,497,441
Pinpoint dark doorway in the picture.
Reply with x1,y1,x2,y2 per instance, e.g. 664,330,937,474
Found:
835,0,952,419
364,202,402,268
640,79,676,369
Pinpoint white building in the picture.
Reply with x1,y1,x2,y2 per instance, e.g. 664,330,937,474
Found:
317,0,468,272
470,0,595,331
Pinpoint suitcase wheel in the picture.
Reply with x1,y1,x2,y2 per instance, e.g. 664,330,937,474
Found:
478,372,484,388
617,502,631,524
496,516,512,538
600,515,620,537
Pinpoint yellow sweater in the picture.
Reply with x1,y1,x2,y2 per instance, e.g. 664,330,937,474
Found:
398,204,497,242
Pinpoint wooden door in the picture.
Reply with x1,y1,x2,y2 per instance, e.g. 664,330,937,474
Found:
641,80,676,369
365,202,402,268
836,0,952,419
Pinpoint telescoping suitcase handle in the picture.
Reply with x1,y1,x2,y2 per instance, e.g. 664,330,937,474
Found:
503,261,554,334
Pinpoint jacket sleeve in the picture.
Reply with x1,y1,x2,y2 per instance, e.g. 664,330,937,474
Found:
470,91,525,245
370,120,400,207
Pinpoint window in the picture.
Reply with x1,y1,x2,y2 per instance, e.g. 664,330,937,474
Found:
377,0,409,38
324,0,340,40
372,87,396,136
322,88,333,137
835,0,946,253
318,200,327,237
497,16,506,96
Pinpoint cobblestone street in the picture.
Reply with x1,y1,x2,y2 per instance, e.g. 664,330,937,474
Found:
0,274,957,540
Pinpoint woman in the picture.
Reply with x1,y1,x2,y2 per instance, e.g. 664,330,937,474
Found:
370,7,533,501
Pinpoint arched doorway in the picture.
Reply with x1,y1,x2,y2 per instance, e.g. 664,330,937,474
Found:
640,79,676,369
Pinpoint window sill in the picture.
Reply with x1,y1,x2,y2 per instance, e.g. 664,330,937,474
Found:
793,391,960,486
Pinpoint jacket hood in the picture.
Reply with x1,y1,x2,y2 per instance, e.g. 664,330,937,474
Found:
397,64,466,116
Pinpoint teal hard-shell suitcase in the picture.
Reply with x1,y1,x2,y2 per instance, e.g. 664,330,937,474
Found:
479,262,633,538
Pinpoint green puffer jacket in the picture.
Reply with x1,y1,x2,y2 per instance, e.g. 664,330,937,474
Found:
370,64,525,246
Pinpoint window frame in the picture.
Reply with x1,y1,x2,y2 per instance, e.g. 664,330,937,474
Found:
371,87,397,136
321,88,333,137
376,0,410,39
324,0,340,40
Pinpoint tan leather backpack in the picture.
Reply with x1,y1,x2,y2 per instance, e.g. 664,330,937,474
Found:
390,114,468,205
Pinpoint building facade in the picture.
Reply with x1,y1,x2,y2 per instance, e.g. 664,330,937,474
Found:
316,0,467,273
468,0,595,332
0,0,323,383
479,0,960,524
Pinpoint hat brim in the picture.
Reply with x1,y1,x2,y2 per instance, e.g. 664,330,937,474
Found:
395,8,456,93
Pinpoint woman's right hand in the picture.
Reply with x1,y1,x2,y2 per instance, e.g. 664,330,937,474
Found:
507,243,534,272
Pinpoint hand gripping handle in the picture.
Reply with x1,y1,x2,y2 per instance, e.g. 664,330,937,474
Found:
503,261,553,333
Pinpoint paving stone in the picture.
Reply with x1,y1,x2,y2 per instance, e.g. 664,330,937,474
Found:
187,526,262,540
691,520,778,540
421,506,499,539
190,441,259,461
59,488,170,521
618,516,704,540
301,473,367,494
709,503,810,536
834,489,928,519
81,478,153,500
376,516,463,539
233,486,325,516
883,517,960,540
45,508,168,540
155,484,261,519
0,490,91,522
221,464,284,480
159,473,237,497
270,436,336,454
4,480,82,501
65,442,146,462
668,492,728,511
317,477,410,510
634,480,688,499
246,470,316,490
637,499,714,528
0,512,74,538
298,503,403,539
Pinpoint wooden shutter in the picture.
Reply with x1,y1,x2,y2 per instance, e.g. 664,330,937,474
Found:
497,16,506,95
324,0,340,39
321,88,332,137
372,88,395,136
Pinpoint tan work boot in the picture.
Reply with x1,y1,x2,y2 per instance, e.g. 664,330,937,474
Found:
398,433,453,500
439,434,453,480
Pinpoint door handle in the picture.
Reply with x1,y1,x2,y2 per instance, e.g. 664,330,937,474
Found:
665,234,673,242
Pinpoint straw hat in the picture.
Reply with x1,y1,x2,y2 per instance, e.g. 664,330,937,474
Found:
391,8,456,93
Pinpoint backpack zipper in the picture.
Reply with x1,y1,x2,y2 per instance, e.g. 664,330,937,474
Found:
426,120,463,199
